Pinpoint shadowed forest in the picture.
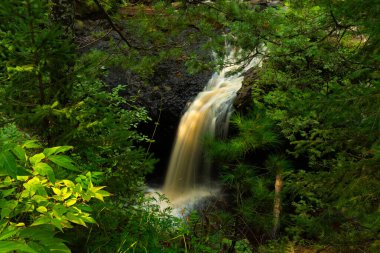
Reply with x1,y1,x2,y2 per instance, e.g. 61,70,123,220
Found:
0,0,379,252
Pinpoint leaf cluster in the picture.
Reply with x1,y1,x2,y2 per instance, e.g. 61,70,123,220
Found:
0,124,110,252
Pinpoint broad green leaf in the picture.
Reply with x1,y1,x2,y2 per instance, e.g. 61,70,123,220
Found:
62,190,72,200
23,242,50,253
23,177,47,197
61,180,74,188
89,186,106,192
0,176,13,188
51,218,63,232
32,195,48,204
81,216,96,224
0,226,18,240
52,187,61,195
29,153,45,166
94,193,104,201
98,190,111,197
0,151,17,178
19,225,55,240
1,187,16,197
11,146,26,162
36,206,48,213
33,162,55,183
88,180,94,189
53,204,67,218
22,140,42,149
0,200,18,219
43,146,73,157
65,198,76,207
0,241,38,253
76,204,93,212
66,212,86,227
16,176,29,181
0,151,16,169
13,166,30,177
29,241,70,253
21,226,71,253
81,192,92,202
74,184,82,192
31,216,50,226
48,155,79,172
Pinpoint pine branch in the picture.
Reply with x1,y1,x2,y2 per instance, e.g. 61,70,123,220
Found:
92,0,134,49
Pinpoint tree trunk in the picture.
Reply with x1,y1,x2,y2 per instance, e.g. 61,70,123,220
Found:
272,172,283,237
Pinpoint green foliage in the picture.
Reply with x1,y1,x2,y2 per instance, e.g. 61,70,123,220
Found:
117,193,185,253
1,0,158,251
233,0,380,251
0,124,110,252
67,191,188,253
1,0,379,252
206,110,279,161
198,0,380,251
0,0,155,190
0,0,75,132
45,79,154,192
204,110,288,250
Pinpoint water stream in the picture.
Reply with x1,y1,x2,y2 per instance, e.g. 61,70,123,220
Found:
160,49,261,210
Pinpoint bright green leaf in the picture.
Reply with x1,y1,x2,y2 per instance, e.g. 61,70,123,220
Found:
52,204,67,218
43,146,73,157
65,198,76,207
51,218,63,232
0,151,17,178
12,146,26,162
29,153,45,166
22,140,42,149
66,212,86,227
52,187,61,195
0,227,18,240
31,216,50,226
62,180,75,188
0,241,38,253
48,155,79,172
1,188,16,197
36,206,48,213
33,162,55,183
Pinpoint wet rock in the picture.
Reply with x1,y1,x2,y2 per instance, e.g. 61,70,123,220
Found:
234,68,258,112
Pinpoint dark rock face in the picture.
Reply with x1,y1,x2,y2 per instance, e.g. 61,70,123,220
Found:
105,60,212,184
149,59,211,123
234,68,258,112
145,61,212,184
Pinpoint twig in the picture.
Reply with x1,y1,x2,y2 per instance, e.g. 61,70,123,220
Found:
93,0,134,49
145,96,163,158
78,28,113,49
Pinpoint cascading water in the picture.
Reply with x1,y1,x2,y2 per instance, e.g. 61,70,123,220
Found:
161,48,261,206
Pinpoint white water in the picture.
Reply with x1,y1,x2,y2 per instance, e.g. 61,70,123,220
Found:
154,49,262,214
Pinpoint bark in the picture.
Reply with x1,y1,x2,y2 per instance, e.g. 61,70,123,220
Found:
272,172,283,237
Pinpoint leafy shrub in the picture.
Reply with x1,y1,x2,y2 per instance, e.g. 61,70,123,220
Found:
0,124,110,252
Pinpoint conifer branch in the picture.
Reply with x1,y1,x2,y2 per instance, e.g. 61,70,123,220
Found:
93,0,134,49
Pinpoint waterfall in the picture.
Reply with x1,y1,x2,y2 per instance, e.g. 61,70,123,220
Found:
162,48,261,203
